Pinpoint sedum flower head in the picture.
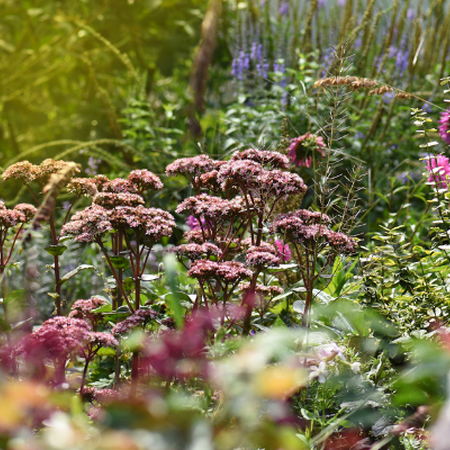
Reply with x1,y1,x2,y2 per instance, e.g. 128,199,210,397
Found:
61,204,112,242
175,243,222,260
112,308,158,336
188,260,252,283
230,148,290,170
67,178,98,197
128,169,163,192
19,317,91,362
93,192,144,209
2,161,39,184
109,205,175,240
166,155,217,178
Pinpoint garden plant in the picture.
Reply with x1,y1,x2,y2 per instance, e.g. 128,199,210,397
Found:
3,1,450,449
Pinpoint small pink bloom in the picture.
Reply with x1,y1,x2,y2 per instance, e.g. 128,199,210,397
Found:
439,109,450,146
274,240,292,262
426,154,450,188
287,133,326,167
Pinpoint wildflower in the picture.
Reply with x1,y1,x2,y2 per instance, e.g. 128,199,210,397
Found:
112,308,158,335
36,159,81,185
316,342,346,361
426,154,450,188
93,192,144,208
128,169,163,193
287,133,326,167
246,246,281,268
14,203,37,223
274,239,292,262
101,178,137,194
350,362,361,373
239,282,284,296
175,243,222,260
309,361,328,383
176,194,245,222
166,155,217,178
61,204,112,242
109,206,175,241
230,148,290,170
439,109,450,145
2,161,39,184
85,156,101,176
186,215,201,230
66,178,98,197
69,296,108,330
188,260,252,283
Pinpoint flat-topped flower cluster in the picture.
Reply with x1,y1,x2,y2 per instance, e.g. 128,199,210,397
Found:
167,148,357,326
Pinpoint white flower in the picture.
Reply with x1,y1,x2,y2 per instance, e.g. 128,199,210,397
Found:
309,361,328,383
350,362,361,373
316,342,346,361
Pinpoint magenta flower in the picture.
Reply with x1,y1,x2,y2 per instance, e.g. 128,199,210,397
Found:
439,109,450,145
287,133,326,167
426,154,450,188
274,239,292,262
186,215,201,230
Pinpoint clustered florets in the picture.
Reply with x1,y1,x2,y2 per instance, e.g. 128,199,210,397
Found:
62,168,175,243
176,194,246,222
272,209,357,253
175,243,222,260
246,245,281,268
188,260,253,283
2,159,81,186
18,317,91,362
112,308,158,336
69,297,108,329
0,201,37,229
230,148,290,170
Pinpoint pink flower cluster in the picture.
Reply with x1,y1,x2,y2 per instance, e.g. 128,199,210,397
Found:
141,310,215,380
175,243,222,260
176,194,245,222
426,154,450,189
166,155,217,178
18,317,91,365
274,239,292,262
112,308,158,336
2,159,81,186
246,245,281,268
62,168,175,243
188,260,252,283
0,201,37,229
272,209,357,253
287,132,326,167
69,296,108,330
439,109,450,146
230,148,290,170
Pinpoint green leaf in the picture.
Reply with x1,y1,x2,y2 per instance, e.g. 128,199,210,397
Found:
45,244,67,256
2,289,25,305
59,264,95,285
92,304,113,314
163,253,184,328
0,317,11,332
108,256,131,271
